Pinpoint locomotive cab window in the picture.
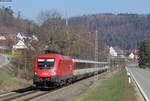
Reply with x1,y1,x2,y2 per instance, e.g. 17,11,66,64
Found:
38,58,55,69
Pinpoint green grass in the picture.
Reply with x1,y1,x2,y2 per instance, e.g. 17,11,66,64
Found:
68,69,137,101
0,64,13,80
0,64,32,93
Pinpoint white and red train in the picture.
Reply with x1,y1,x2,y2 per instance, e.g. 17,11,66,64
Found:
33,53,108,88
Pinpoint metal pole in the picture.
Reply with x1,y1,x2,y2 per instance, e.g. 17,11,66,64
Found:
66,17,70,56
95,30,98,61
95,29,99,81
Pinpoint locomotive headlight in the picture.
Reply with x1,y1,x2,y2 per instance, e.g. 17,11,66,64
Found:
34,71,37,75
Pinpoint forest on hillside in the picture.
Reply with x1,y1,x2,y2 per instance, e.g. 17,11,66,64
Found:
69,13,150,49
2,6,150,50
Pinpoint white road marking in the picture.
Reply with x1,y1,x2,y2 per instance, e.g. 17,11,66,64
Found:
126,67,150,101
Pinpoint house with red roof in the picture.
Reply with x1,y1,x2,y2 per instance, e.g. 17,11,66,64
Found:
124,49,139,59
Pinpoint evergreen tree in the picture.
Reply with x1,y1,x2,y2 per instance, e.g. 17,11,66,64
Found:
138,40,150,68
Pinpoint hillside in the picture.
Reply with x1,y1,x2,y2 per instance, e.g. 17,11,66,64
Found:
69,14,150,49
2,7,150,50
0,64,32,94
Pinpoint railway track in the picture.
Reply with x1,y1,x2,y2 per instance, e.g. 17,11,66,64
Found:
0,82,79,101
0,90,35,100
0,70,109,101
0,87,58,101
0,84,72,101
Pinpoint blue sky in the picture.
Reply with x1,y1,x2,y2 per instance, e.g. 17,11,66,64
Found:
0,0,150,20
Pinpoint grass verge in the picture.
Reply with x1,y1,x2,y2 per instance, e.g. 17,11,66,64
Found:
67,69,138,101
0,64,32,94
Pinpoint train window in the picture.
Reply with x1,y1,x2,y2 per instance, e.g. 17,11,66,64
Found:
38,58,55,69
38,59,45,62
75,62,97,69
46,59,54,62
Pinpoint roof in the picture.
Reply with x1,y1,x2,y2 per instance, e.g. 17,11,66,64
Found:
73,59,107,64
0,36,6,40
13,40,27,49
124,49,139,56
16,32,27,41
128,53,135,59
4,35,13,39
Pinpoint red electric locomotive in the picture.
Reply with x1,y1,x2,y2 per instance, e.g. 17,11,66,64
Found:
33,53,74,87
33,51,108,88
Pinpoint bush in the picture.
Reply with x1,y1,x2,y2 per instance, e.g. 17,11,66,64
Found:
11,50,36,80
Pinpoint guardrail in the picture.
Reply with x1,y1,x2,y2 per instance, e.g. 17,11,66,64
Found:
126,67,150,101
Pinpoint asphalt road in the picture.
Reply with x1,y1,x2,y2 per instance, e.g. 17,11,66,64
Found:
127,64,150,101
0,54,10,67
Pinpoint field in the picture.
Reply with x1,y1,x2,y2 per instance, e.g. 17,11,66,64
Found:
67,68,138,101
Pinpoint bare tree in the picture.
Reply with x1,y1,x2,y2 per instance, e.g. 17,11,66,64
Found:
37,9,62,25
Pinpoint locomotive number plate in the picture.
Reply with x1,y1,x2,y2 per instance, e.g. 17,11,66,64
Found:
42,72,48,75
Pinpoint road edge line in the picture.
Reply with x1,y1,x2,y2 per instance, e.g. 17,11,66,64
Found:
126,67,150,101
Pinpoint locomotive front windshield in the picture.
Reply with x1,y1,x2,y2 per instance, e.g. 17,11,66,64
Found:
38,58,55,69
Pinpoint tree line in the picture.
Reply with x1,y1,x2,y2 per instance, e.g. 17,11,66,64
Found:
138,40,150,69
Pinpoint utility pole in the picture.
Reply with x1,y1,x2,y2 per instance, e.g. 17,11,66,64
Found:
66,17,70,56
95,29,98,61
95,29,99,81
